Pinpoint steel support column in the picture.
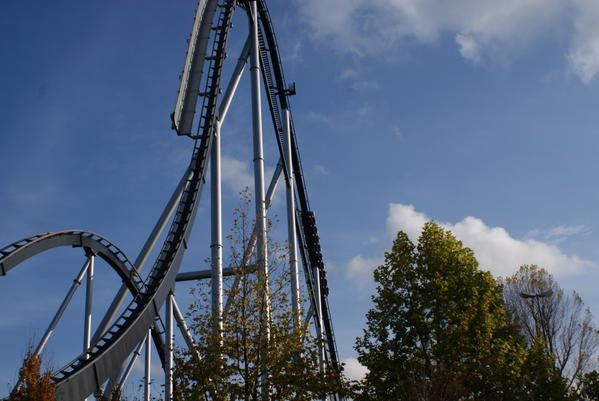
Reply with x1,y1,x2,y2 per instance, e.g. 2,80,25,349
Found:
211,119,223,339
144,329,152,401
314,267,325,372
83,255,94,358
250,0,269,323
284,109,301,330
165,293,174,401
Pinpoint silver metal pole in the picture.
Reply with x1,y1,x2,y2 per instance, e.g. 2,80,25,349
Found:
314,267,325,372
165,293,174,401
34,259,90,356
93,168,193,343
249,0,270,328
144,329,152,401
284,109,301,330
211,119,223,341
218,37,250,123
303,302,315,335
172,296,202,362
83,255,94,358
110,339,144,396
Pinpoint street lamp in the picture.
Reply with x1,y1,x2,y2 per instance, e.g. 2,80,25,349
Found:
519,289,553,299
519,289,553,351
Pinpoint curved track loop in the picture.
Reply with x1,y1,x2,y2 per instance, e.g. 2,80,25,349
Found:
0,1,338,399
0,230,143,295
51,2,236,399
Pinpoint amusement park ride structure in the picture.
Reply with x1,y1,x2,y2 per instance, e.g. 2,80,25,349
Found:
0,1,341,400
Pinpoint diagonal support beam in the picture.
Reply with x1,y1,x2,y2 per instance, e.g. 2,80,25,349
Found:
34,258,91,357
171,296,202,363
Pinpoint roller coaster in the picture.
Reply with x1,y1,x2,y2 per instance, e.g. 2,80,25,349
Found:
0,1,341,400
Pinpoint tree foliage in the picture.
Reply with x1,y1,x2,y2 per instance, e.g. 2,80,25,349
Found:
579,371,599,400
174,194,348,401
503,265,598,391
518,338,569,401
355,222,527,400
8,352,56,401
353,222,585,401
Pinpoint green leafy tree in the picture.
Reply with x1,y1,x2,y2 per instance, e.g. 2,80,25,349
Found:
579,371,599,400
174,193,348,401
354,222,528,401
518,338,569,401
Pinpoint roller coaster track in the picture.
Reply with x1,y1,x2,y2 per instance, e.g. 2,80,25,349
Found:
50,2,236,398
1,1,341,399
0,230,143,294
255,0,341,374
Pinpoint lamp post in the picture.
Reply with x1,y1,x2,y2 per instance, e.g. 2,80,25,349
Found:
519,289,553,349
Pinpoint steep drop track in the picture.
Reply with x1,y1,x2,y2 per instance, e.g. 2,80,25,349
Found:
0,1,340,399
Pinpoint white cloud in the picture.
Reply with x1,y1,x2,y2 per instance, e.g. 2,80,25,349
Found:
347,255,382,283
386,204,428,240
568,1,599,84
386,203,591,277
295,0,599,83
221,155,253,194
456,33,480,62
342,357,369,381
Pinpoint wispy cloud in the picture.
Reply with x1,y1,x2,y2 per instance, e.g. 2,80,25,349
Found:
295,0,599,83
525,224,588,243
304,111,333,125
339,67,380,90
391,125,403,140
284,40,303,64
313,165,330,176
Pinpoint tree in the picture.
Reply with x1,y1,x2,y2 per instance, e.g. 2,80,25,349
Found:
8,352,56,401
518,338,569,401
503,265,599,391
354,222,528,401
174,193,348,401
579,371,599,400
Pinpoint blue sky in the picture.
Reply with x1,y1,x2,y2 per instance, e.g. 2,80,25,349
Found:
2,0,599,390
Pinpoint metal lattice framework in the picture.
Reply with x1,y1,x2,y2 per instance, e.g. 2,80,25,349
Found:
0,1,340,400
